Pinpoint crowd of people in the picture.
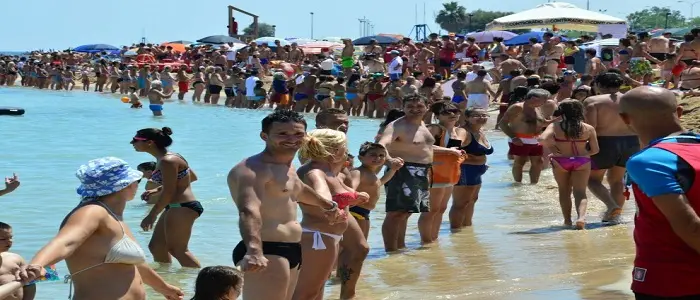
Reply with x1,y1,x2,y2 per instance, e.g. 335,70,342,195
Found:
2,27,700,300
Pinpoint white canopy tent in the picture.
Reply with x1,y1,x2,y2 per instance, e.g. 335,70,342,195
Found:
486,2,626,32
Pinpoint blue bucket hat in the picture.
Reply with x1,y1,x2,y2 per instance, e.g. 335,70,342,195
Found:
76,157,143,198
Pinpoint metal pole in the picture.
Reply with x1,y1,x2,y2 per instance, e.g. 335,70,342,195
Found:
665,12,670,28
692,3,695,19
587,0,590,10
310,12,314,39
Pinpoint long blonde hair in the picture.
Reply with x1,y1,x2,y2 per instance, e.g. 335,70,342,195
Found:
299,129,347,162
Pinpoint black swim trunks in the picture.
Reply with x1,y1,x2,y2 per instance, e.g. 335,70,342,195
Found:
349,206,370,220
385,162,431,213
649,53,667,64
232,241,302,269
591,136,640,170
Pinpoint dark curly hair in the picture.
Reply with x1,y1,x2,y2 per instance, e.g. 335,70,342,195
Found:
557,99,585,139
261,109,307,133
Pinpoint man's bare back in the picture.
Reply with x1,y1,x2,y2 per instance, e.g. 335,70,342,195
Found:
583,93,635,136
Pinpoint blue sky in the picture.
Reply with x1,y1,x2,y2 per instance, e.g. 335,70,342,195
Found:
2,0,692,51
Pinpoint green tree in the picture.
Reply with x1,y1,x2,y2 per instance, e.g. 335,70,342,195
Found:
243,22,276,37
626,7,686,30
435,2,468,33
688,17,700,27
467,9,513,32
435,3,515,34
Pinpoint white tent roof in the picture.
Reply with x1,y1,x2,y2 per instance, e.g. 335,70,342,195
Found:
487,2,626,32
583,38,620,47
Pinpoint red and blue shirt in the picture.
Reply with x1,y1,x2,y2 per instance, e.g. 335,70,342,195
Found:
626,133,700,297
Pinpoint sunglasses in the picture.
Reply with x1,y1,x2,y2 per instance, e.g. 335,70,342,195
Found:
130,136,148,144
469,114,489,118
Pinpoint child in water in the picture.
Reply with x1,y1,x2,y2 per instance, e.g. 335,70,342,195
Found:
191,266,243,300
0,222,36,300
128,86,142,109
251,80,266,109
137,162,160,204
147,80,174,116
345,142,402,237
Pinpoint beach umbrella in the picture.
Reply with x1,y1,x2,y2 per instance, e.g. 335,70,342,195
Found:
320,37,343,43
298,41,344,54
167,40,193,45
487,2,626,32
505,31,569,46
161,43,187,53
285,38,316,45
253,37,290,46
466,31,518,43
196,35,245,45
352,35,399,46
652,28,691,37
73,44,119,53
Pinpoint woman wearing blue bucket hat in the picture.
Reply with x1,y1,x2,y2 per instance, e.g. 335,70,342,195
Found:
20,157,184,300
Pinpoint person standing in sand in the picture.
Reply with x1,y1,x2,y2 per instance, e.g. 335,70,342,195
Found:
464,69,497,110
341,38,355,77
498,53,526,80
583,72,638,223
584,48,606,77
630,32,662,85
288,43,304,65
498,89,552,184
377,95,448,252
227,110,342,300
545,37,564,78
648,32,670,63
293,129,369,300
527,38,543,71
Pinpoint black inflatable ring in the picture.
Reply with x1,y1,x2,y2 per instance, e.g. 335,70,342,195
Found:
0,107,25,116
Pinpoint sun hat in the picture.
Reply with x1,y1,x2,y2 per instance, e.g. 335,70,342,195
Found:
76,157,143,199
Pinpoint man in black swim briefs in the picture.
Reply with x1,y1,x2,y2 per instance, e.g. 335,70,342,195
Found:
583,72,639,223
227,110,342,300
377,95,457,252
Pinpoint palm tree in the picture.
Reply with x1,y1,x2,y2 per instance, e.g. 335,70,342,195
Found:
435,2,467,33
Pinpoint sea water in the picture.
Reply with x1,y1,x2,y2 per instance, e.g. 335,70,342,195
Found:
1,87,637,299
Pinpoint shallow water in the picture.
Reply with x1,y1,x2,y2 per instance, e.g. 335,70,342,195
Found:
1,88,637,299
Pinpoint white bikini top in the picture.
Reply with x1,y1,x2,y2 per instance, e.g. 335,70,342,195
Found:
64,202,146,298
